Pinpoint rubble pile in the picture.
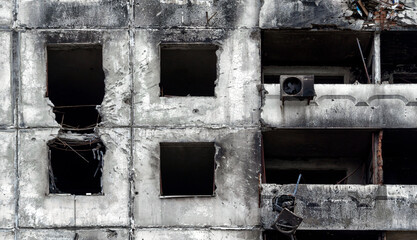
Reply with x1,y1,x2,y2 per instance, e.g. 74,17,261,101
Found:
347,0,414,28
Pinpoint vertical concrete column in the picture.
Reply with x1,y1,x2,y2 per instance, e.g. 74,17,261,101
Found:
373,32,381,84
372,130,383,184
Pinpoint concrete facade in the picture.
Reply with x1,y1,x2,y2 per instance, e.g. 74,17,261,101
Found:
1,0,417,239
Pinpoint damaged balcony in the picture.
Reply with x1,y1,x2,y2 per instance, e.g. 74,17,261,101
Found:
261,184,417,231
260,129,417,231
261,30,417,128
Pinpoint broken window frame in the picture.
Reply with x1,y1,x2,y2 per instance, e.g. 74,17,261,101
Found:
47,134,105,196
46,43,105,132
159,43,219,97
159,142,217,198
262,66,352,84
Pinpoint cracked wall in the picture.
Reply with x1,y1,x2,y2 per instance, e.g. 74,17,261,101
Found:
2,0,262,239
2,0,417,239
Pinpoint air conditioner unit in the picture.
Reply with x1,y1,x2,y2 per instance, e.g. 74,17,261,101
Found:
280,75,315,103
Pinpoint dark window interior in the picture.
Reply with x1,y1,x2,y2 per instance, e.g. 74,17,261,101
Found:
47,45,105,132
48,137,105,195
383,130,417,184
262,30,373,84
382,31,417,68
393,74,417,84
160,142,215,196
262,31,373,66
264,75,281,84
160,45,217,97
382,32,417,83
314,76,345,84
265,169,346,184
263,75,344,84
263,130,372,184
263,230,380,240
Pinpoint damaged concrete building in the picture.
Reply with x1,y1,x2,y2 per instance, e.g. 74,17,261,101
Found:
1,0,417,239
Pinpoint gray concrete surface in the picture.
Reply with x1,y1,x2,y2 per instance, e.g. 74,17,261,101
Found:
262,184,417,230
0,32,12,126
133,128,261,227
2,0,417,239
262,84,417,128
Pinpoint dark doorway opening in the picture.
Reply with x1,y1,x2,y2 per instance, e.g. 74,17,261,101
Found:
47,45,105,132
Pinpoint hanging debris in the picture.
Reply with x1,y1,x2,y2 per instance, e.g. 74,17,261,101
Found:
47,133,106,195
271,175,303,240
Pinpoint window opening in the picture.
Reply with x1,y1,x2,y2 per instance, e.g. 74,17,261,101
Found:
382,130,417,184
159,142,215,197
381,31,417,84
48,135,105,195
47,45,105,133
160,44,218,97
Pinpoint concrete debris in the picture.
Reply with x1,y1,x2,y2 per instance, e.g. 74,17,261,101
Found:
348,0,411,29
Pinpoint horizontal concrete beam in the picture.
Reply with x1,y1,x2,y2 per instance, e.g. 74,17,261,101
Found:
261,184,417,230
262,84,417,128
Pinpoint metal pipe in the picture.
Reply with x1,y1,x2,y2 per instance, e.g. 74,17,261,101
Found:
293,174,302,196
357,38,371,84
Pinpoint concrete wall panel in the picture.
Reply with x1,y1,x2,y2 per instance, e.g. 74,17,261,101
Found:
75,128,130,227
0,131,16,228
19,229,129,240
18,128,130,227
17,0,128,29
135,229,262,240
0,0,13,27
133,128,261,227
260,0,364,30
0,231,14,240
0,32,13,126
133,29,260,127
19,30,131,128
134,0,259,28
18,129,74,228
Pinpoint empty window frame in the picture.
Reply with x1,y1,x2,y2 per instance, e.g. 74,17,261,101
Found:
47,45,105,132
262,66,350,84
160,44,218,97
261,30,373,84
382,130,417,184
48,136,105,195
263,230,381,240
262,130,373,184
159,142,216,197
381,31,417,84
